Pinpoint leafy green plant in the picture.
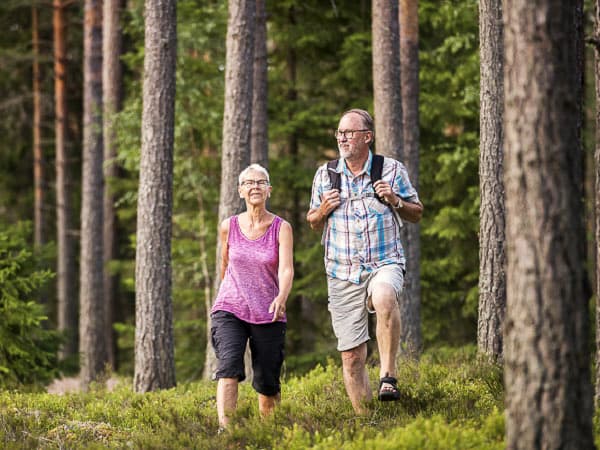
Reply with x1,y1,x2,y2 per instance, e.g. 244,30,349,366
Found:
0,221,60,388
0,347,517,449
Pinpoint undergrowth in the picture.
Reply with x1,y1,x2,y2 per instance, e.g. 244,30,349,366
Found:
0,347,537,449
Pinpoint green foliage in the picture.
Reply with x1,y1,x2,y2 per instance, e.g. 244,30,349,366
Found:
418,0,481,346
0,2,42,223
112,0,227,378
0,222,60,388
0,348,511,448
265,0,375,358
0,0,488,383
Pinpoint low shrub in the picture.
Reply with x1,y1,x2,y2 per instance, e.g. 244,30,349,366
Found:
0,348,511,449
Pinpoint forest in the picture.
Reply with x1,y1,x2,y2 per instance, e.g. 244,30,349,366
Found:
1,0,599,448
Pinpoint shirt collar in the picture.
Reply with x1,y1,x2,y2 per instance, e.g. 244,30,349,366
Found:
338,151,373,177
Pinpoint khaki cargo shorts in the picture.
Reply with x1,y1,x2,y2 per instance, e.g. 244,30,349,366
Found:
327,264,404,352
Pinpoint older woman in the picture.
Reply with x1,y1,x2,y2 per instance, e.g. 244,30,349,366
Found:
210,163,294,430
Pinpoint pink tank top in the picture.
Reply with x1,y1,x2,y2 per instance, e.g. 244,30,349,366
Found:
211,215,285,324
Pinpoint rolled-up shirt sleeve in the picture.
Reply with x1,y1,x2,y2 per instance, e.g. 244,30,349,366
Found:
310,164,329,210
391,161,419,204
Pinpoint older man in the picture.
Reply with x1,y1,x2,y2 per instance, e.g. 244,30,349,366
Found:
307,108,423,414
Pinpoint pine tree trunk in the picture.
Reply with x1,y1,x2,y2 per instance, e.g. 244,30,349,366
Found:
80,0,106,389
286,6,300,232
477,0,505,361
503,1,593,448
250,0,268,169
203,0,255,380
32,5,45,249
372,0,402,158
54,0,78,361
134,0,177,392
398,0,421,358
198,192,213,370
103,0,124,371
593,0,600,409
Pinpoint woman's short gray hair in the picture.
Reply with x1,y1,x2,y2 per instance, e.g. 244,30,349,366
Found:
238,163,270,185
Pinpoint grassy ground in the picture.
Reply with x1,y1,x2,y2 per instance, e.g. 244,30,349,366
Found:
0,347,560,449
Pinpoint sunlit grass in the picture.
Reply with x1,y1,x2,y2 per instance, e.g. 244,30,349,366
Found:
0,347,569,449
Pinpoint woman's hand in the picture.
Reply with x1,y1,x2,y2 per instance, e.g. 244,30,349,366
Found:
268,298,287,322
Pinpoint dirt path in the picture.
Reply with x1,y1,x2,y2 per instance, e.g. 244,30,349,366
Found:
46,377,121,394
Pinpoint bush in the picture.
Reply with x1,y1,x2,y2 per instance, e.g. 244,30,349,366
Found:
0,221,60,388
0,348,513,448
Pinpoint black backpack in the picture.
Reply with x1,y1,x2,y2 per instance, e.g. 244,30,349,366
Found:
327,154,385,204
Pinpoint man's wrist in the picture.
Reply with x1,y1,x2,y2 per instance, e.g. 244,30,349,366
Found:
310,207,326,225
393,196,403,209
318,206,326,222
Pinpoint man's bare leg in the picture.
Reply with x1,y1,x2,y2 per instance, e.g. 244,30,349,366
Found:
341,343,371,414
371,282,401,390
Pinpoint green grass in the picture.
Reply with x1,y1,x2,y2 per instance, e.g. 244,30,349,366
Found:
0,348,514,449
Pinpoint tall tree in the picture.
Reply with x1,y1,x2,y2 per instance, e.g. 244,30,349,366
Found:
250,0,268,168
54,0,78,360
32,3,45,248
203,0,255,379
134,0,177,392
595,0,600,409
79,0,106,388
477,0,505,360
372,0,402,158
103,0,124,370
399,0,421,358
503,1,593,448
373,0,419,356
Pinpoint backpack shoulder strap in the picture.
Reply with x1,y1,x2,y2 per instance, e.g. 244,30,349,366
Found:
370,154,384,182
371,154,385,203
327,159,341,191
327,155,386,204
324,160,341,219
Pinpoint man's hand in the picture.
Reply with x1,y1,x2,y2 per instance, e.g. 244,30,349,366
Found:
373,180,423,223
373,180,397,205
307,189,340,231
320,189,341,216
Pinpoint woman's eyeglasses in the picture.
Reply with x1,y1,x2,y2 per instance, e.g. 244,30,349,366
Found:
240,179,270,187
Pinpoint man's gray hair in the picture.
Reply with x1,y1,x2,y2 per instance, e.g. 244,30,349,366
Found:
341,108,375,138
238,163,270,185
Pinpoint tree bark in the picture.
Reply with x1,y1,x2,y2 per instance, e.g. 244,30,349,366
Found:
593,0,600,410
54,0,78,361
33,4,45,249
203,0,255,380
250,0,268,169
477,0,505,361
372,0,402,158
103,0,124,371
134,0,177,392
503,1,593,448
398,0,421,359
80,0,106,389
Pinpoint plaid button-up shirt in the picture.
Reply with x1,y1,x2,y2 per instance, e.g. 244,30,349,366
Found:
310,151,420,284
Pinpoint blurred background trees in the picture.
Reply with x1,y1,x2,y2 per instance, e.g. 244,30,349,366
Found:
0,0,594,387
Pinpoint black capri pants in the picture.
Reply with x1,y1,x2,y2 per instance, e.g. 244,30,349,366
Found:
210,310,286,396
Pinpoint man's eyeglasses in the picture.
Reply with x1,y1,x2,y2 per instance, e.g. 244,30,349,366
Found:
240,179,270,187
334,129,370,140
